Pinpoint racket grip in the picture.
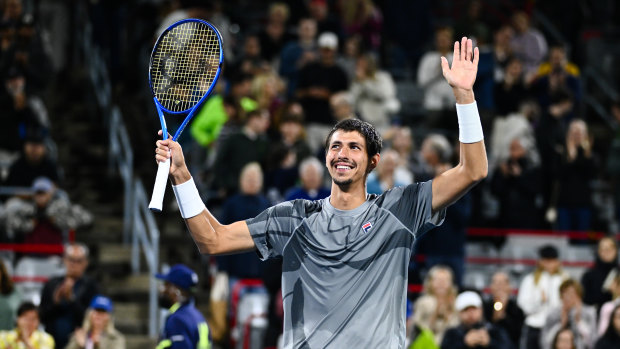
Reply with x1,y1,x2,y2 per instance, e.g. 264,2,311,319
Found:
149,158,171,212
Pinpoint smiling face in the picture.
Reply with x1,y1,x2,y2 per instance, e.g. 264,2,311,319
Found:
325,130,378,189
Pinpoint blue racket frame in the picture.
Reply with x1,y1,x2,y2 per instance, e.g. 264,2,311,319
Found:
149,18,224,142
148,18,224,212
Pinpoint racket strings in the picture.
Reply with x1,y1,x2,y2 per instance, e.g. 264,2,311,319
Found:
151,21,220,112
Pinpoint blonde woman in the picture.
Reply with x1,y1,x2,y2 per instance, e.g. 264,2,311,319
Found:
518,245,569,349
251,72,285,120
65,295,125,349
412,265,459,345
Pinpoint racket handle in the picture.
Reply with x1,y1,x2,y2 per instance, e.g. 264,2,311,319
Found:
149,158,171,212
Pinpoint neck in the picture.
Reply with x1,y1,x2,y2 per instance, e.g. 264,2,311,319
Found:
329,180,367,210
243,126,258,139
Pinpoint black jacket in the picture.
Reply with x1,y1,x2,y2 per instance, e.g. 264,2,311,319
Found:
582,257,618,308
482,298,525,348
39,275,99,348
441,321,514,349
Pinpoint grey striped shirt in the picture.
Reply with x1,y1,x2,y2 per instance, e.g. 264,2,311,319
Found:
246,180,445,348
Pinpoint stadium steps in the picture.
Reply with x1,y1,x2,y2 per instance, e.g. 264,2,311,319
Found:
45,69,210,344
113,302,149,335
125,335,158,349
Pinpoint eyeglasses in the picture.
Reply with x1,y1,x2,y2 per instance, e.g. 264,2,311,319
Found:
66,257,86,263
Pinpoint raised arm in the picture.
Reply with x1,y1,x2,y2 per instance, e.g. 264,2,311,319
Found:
431,37,488,212
155,133,256,255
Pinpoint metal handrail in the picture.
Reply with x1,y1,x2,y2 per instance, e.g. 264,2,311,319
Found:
78,3,159,337
131,180,160,337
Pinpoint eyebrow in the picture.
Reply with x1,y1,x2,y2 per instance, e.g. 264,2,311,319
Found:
330,140,364,148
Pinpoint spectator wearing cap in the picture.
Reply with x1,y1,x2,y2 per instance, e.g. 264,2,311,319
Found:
0,301,54,349
39,242,99,349
4,126,60,188
156,264,211,349
518,245,569,349
441,291,513,349
541,279,597,349
296,31,349,153
66,295,126,349
4,176,92,245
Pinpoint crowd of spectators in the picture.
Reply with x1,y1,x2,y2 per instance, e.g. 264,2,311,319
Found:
0,243,124,349
0,0,619,348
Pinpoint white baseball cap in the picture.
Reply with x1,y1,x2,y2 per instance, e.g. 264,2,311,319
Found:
318,32,338,50
455,291,482,311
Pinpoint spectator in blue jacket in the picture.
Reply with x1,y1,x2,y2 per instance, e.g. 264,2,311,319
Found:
156,264,211,349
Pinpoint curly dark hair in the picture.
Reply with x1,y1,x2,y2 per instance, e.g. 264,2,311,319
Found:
324,119,382,159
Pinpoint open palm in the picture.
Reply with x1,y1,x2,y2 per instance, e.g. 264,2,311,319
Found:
441,37,479,90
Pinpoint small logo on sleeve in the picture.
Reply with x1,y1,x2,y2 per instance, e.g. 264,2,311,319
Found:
362,221,373,233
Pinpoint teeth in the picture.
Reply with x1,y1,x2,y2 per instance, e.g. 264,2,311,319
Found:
336,166,351,169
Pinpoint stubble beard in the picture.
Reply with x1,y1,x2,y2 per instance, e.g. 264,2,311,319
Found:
333,177,353,188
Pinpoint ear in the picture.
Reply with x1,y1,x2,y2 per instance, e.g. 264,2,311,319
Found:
367,153,380,173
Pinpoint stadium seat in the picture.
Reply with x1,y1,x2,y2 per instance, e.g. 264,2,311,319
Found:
13,256,64,305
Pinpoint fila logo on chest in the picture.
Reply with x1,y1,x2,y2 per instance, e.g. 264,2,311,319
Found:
362,221,373,233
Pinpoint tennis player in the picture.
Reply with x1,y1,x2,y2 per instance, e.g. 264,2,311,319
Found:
155,37,487,348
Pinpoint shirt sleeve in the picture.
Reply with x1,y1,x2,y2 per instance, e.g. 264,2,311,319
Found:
165,316,195,349
245,201,298,260
385,181,446,237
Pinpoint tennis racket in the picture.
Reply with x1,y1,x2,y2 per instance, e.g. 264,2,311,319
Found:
148,19,224,211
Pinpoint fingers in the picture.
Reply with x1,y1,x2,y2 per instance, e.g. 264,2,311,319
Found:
440,56,450,77
155,139,172,163
453,40,460,61
473,46,479,67
157,130,173,140
455,37,477,63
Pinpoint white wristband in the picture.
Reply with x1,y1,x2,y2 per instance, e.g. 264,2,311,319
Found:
172,177,206,219
456,101,484,144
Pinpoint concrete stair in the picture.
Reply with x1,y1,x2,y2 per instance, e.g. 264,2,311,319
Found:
44,60,213,348
125,335,158,349
114,302,150,335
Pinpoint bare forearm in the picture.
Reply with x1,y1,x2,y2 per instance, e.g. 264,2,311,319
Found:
460,141,488,182
169,164,223,254
184,211,222,254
